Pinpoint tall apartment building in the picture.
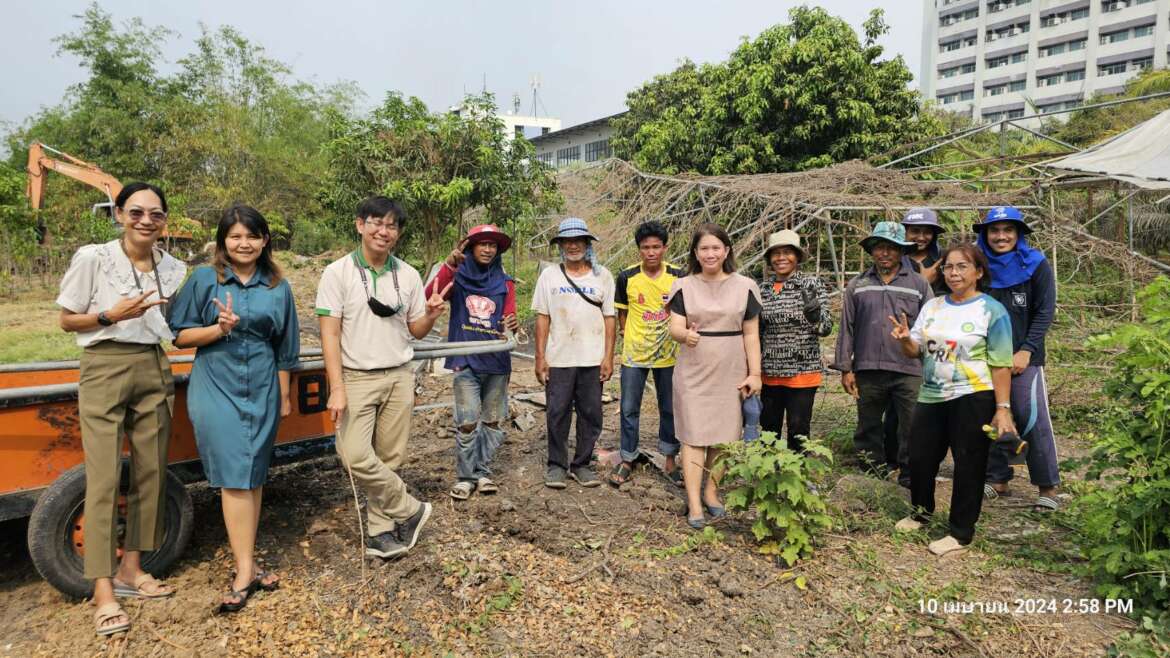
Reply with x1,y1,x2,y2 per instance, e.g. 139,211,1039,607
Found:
921,0,1170,123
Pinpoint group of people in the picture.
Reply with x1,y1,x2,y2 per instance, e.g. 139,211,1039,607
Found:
532,207,1060,554
58,180,1059,636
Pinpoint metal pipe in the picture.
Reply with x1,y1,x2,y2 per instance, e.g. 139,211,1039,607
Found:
0,337,515,407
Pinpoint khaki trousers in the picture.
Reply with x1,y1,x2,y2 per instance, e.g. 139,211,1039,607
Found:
337,365,420,536
78,341,174,579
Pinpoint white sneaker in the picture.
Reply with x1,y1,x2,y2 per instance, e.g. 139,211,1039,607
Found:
894,516,923,533
928,535,968,557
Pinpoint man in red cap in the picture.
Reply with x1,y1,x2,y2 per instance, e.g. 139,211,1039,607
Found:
425,224,519,500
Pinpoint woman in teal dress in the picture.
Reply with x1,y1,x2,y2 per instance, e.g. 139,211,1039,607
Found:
169,204,299,612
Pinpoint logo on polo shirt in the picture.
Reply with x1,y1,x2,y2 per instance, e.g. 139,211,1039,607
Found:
1012,292,1026,307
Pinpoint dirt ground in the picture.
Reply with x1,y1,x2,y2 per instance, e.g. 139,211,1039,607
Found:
0,255,1138,656
0,356,1135,657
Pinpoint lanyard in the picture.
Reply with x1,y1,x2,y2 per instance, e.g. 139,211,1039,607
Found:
356,256,402,308
119,239,166,301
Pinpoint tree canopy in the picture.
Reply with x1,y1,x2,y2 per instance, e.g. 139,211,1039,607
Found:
611,7,933,174
320,93,560,265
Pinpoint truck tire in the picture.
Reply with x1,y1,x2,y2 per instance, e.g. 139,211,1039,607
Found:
26,463,194,599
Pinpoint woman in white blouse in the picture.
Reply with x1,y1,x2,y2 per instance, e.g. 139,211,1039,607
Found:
57,182,187,636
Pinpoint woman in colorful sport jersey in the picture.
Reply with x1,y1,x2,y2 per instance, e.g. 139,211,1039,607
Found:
889,243,1016,557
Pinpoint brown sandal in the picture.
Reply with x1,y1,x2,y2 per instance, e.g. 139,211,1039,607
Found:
112,573,174,599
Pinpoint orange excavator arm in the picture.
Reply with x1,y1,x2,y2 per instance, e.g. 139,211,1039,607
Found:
26,142,123,211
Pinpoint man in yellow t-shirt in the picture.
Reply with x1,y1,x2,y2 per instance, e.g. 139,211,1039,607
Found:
609,221,685,487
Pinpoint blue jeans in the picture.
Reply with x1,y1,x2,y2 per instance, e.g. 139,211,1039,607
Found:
619,365,679,463
452,369,510,482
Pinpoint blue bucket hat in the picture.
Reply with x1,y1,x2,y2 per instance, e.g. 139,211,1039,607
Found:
860,221,915,253
549,217,598,243
975,206,1033,234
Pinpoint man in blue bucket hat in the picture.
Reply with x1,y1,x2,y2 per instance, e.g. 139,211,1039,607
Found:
532,217,617,490
833,221,933,486
974,206,1062,512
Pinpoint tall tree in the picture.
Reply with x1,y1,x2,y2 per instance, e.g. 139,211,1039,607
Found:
320,93,560,265
612,7,931,174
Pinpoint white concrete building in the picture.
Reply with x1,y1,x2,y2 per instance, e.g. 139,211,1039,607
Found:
448,105,561,141
529,112,624,168
921,0,1170,123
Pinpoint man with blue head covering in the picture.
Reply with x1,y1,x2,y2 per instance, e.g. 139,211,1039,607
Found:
532,218,617,490
425,224,519,501
975,206,1061,511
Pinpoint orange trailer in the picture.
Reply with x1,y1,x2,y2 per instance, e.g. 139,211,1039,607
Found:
0,338,513,597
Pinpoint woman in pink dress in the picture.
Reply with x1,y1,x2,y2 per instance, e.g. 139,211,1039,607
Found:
668,223,763,529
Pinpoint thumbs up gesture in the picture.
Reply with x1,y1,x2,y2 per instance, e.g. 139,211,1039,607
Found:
685,323,701,348
213,292,240,336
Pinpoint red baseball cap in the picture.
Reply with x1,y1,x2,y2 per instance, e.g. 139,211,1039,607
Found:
464,224,512,253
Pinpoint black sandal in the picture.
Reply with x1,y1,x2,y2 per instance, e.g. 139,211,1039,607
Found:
666,468,683,487
218,577,259,614
254,568,280,592
608,462,634,487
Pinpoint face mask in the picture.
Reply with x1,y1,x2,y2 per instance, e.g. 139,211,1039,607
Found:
357,261,402,318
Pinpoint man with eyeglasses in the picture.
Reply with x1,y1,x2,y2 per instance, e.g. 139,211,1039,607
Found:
315,196,448,559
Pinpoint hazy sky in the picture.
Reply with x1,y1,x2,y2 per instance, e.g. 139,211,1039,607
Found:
1,1,924,132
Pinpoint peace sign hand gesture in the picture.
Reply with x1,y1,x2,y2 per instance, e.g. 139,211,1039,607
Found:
445,240,468,268
213,292,240,336
107,289,166,322
425,282,453,320
888,312,911,342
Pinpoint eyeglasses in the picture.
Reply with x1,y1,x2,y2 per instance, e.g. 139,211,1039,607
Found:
363,218,399,232
126,209,168,223
942,262,975,273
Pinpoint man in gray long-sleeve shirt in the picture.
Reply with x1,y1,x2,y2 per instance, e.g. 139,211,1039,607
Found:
832,222,932,485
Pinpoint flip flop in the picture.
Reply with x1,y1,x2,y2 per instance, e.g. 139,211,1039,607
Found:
608,462,634,487
476,477,499,495
982,484,1011,501
218,576,259,614
112,573,174,599
666,468,684,488
1034,496,1059,512
928,535,968,557
94,602,130,636
254,567,280,592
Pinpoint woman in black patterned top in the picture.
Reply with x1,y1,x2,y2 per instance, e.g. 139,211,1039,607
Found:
757,230,832,451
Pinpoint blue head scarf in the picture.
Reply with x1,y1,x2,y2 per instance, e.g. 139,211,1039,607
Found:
454,245,510,297
977,230,1046,289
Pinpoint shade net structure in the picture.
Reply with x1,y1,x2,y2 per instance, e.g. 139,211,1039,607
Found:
528,159,1164,310
1044,108,1170,190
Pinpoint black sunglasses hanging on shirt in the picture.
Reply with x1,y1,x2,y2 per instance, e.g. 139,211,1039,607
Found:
357,261,402,318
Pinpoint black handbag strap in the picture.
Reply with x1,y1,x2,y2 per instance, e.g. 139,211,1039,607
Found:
560,264,603,309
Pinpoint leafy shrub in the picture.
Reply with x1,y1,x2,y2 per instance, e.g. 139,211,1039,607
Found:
717,431,833,565
1066,277,1170,615
290,217,341,255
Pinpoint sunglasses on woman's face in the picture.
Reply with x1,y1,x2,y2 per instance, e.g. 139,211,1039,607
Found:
126,208,168,223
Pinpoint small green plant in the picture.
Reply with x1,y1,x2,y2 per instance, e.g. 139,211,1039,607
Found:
718,431,834,565
470,575,524,634
1065,277,1170,615
648,526,723,559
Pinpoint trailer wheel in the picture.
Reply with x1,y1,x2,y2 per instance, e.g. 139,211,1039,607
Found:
26,463,194,599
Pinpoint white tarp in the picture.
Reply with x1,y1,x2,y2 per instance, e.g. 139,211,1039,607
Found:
1045,108,1170,189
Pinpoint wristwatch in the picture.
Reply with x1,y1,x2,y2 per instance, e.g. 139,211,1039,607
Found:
995,402,1011,410
97,311,115,327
